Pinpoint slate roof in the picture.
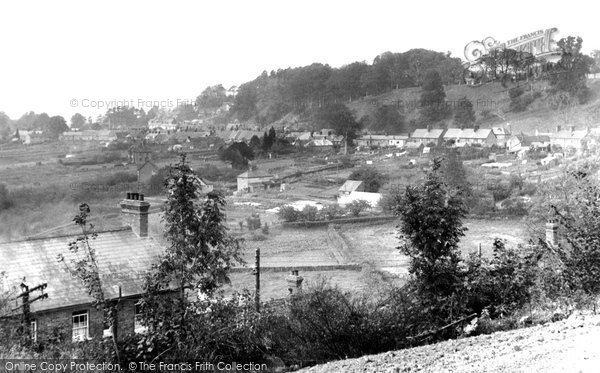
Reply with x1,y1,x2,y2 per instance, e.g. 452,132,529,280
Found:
0,227,164,313
237,170,274,179
549,130,588,140
444,128,494,139
339,180,363,193
411,128,446,139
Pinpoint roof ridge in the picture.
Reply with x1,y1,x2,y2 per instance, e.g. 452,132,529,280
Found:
0,226,133,244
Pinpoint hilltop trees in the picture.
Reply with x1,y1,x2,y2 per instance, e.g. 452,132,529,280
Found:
549,36,591,106
419,70,450,124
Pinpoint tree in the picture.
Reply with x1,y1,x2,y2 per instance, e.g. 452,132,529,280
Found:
419,70,450,124
0,112,10,142
46,116,68,139
453,97,475,128
219,142,255,169
142,154,242,342
196,84,228,109
249,135,262,151
549,36,591,106
349,167,387,192
373,105,406,133
316,103,361,146
70,113,86,129
346,200,370,217
396,158,467,297
545,171,600,295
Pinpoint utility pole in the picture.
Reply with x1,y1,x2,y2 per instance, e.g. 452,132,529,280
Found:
254,248,260,312
13,281,48,342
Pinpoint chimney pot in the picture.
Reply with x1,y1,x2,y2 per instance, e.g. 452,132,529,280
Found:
127,192,131,199
139,194,144,201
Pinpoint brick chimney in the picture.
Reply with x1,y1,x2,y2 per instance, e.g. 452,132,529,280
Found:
545,218,558,246
287,270,304,294
120,192,150,238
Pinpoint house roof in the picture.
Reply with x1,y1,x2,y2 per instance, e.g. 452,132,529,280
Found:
411,128,446,139
516,134,550,146
444,128,494,139
339,180,363,193
305,138,333,147
405,142,424,148
492,127,510,136
237,170,274,179
137,160,158,172
549,130,588,140
360,135,409,141
0,227,164,313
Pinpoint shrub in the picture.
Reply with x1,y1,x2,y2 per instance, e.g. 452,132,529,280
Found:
278,206,300,222
0,184,12,211
348,167,387,192
501,197,529,216
346,200,370,217
261,222,269,235
245,213,261,230
320,204,343,220
301,205,319,222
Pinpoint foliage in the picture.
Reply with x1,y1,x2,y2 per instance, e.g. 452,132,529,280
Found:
70,113,86,129
508,86,534,112
278,205,301,222
461,239,540,318
346,200,370,217
453,96,475,128
195,84,228,109
0,183,12,211
140,154,242,350
46,116,68,139
372,105,406,133
245,213,261,231
548,36,591,105
419,70,450,124
441,149,472,200
320,204,344,220
261,222,269,235
546,171,600,295
348,167,386,192
396,158,467,298
219,142,255,169
301,205,319,221
315,103,361,146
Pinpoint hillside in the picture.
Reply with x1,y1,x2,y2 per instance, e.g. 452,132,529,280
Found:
299,311,600,373
346,79,600,134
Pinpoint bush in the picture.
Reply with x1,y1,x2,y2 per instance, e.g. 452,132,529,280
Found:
278,206,300,222
246,213,261,230
346,200,370,217
501,197,529,216
348,167,387,192
320,204,343,220
261,222,269,235
301,205,319,222
0,184,12,211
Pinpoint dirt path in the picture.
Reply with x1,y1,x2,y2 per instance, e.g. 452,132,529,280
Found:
299,311,600,373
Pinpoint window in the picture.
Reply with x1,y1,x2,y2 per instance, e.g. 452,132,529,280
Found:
72,310,89,341
134,303,147,334
30,320,37,342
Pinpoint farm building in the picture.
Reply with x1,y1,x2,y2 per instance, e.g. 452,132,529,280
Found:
410,128,446,146
0,194,164,342
443,128,497,147
237,170,279,193
338,180,364,196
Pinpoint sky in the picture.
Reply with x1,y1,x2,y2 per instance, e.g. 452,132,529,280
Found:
0,0,599,122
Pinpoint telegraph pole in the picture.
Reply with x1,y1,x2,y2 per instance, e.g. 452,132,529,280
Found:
13,281,48,342
254,248,260,312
